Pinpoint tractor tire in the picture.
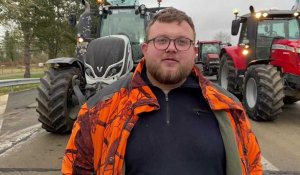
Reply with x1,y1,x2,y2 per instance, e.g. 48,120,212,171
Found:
243,65,284,121
36,67,82,134
283,96,300,104
218,53,237,95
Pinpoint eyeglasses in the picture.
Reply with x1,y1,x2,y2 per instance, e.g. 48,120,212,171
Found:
147,36,194,51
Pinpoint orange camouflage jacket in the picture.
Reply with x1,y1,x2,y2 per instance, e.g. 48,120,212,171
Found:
62,59,262,175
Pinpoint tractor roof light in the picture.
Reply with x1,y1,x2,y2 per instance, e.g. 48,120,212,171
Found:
255,12,262,19
294,12,299,17
96,0,105,5
233,9,239,18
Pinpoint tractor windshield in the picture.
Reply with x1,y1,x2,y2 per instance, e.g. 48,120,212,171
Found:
202,43,221,55
100,8,146,62
256,18,300,60
257,18,300,40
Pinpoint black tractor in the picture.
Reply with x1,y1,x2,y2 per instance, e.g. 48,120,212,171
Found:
36,0,165,134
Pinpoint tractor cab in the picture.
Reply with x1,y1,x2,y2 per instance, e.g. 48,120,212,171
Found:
75,0,164,64
196,40,221,76
75,0,165,88
231,8,300,75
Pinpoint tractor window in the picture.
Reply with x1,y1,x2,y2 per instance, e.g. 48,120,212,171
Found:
272,22,285,37
256,20,277,60
100,8,146,62
289,19,300,39
238,21,248,44
202,44,221,55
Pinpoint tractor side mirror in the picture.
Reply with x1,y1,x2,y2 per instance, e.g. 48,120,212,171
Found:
231,19,240,36
68,14,77,28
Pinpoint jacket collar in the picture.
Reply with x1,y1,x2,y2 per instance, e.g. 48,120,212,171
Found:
131,58,244,112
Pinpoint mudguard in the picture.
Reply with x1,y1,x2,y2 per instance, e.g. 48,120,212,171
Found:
46,57,85,73
221,46,247,70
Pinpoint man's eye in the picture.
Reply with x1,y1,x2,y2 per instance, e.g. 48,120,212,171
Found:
177,39,189,46
156,38,169,44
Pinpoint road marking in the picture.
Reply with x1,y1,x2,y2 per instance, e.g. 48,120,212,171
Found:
0,123,41,156
0,119,3,133
0,94,8,115
262,156,279,171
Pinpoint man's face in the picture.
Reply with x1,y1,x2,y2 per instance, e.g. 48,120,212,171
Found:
141,21,197,85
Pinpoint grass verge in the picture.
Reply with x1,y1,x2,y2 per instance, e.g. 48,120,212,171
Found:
0,84,40,96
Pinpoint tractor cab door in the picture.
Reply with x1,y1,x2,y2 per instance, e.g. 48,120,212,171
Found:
240,15,258,65
256,19,287,61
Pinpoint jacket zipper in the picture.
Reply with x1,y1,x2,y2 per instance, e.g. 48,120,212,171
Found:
165,94,170,125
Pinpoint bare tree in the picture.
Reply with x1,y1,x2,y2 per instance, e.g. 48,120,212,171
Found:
214,31,231,44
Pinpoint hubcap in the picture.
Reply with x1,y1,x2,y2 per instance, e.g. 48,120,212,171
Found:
221,61,228,89
246,78,257,108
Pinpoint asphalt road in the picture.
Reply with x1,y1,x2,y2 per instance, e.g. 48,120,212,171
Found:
0,87,300,175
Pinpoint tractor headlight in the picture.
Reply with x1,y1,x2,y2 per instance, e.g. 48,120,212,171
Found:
96,0,105,5
77,37,84,43
242,49,249,56
240,43,250,55
105,62,123,78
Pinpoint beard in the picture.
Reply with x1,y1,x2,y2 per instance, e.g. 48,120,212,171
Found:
146,60,194,84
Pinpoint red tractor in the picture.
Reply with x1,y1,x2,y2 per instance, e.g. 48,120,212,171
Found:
218,6,300,121
197,40,221,76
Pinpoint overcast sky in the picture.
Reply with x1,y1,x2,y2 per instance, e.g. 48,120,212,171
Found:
0,0,295,44
140,0,294,44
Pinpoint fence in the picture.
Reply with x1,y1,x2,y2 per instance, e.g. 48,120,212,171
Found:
0,78,40,88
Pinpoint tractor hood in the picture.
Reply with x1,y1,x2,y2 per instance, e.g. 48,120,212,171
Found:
273,39,300,48
207,53,219,59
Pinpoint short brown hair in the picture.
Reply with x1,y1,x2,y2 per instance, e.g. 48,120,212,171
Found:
145,7,196,41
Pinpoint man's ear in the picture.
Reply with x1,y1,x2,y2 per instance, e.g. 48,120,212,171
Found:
194,46,198,54
141,43,148,54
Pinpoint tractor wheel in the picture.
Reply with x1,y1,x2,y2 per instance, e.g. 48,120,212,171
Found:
283,96,300,104
36,67,82,134
218,54,237,94
243,65,284,121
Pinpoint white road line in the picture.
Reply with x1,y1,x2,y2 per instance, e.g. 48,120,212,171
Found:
0,94,8,115
0,123,41,156
262,156,279,171
0,119,3,133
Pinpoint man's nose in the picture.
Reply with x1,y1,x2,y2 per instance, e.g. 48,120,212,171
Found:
166,40,178,52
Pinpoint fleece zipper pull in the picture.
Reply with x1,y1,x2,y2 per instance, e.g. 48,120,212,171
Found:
165,93,170,125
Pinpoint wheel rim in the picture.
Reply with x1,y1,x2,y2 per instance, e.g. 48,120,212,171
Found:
246,78,257,108
221,61,228,89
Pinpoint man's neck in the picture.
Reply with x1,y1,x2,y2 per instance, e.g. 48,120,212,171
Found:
146,71,186,94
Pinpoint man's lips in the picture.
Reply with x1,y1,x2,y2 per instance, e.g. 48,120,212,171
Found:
162,58,178,62
162,58,179,66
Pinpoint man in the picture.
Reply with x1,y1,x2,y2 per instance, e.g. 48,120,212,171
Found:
62,7,262,175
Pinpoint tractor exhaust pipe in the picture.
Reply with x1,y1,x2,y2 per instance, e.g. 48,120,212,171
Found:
292,0,300,10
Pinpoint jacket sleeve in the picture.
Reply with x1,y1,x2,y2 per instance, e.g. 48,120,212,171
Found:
242,112,263,175
61,104,94,175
